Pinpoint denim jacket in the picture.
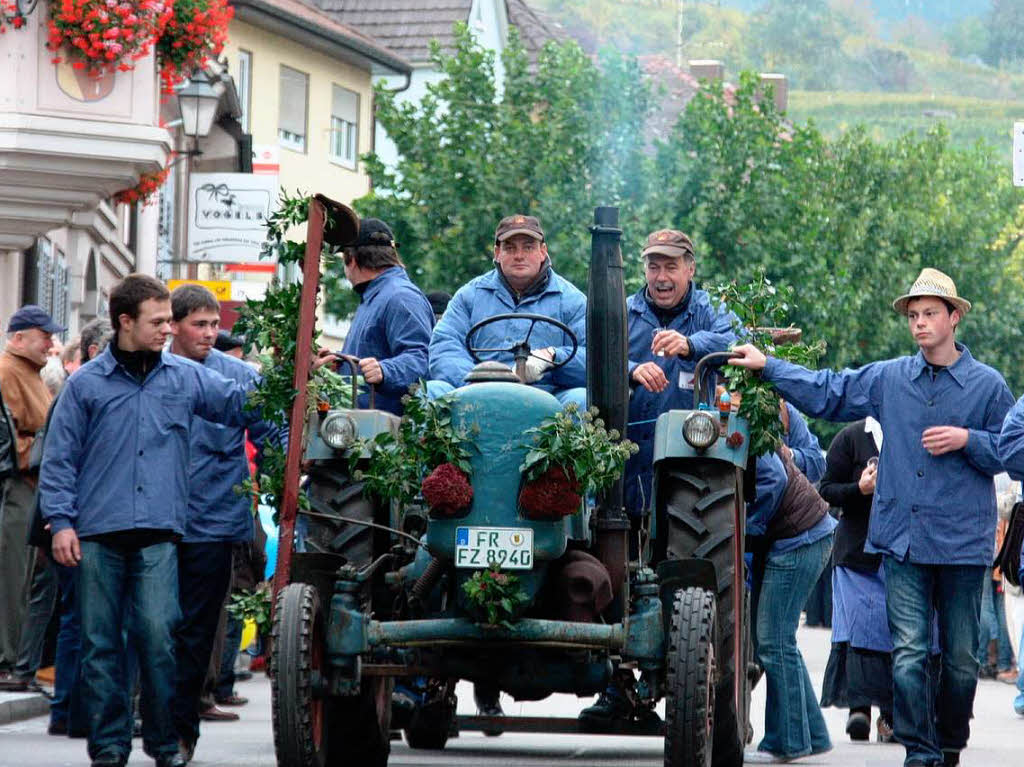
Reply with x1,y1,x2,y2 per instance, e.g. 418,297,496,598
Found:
184,349,282,543
429,267,586,391
623,285,738,515
762,345,1014,565
341,267,434,415
39,347,258,538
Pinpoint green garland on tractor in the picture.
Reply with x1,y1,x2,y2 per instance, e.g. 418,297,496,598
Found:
714,273,826,458
232,190,351,522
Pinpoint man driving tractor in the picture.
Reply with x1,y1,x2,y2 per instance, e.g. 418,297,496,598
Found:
427,214,587,410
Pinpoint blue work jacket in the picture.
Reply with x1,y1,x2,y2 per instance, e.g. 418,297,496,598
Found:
623,285,738,515
39,347,257,539
997,395,1024,580
783,402,825,483
184,349,282,543
341,267,433,415
747,452,789,537
762,344,1014,565
429,267,586,391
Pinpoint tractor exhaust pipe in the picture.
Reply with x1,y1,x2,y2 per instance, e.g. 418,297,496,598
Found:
587,207,630,606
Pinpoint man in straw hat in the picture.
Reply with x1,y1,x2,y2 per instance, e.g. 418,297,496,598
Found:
728,267,1014,767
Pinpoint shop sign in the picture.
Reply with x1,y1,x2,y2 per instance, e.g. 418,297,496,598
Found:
187,173,278,263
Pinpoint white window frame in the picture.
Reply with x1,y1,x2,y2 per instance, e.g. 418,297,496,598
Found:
237,49,253,133
329,84,359,170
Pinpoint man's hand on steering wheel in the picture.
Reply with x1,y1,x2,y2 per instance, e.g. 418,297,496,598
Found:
464,313,579,383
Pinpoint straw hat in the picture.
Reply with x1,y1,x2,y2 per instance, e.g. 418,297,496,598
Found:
892,268,971,316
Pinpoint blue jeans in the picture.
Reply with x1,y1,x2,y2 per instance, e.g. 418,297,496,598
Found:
756,534,834,758
977,572,1014,670
215,614,244,701
1014,622,1024,715
50,563,85,733
884,557,985,766
79,540,181,761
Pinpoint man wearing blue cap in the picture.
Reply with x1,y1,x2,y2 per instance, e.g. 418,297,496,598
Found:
0,304,62,689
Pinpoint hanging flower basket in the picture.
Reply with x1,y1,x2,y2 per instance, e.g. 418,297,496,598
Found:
421,462,473,519
1,0,28,34
156,0,233,94
47,0,173,77
113,163,171,206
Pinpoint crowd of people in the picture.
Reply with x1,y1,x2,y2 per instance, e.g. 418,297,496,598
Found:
2,211,1024,767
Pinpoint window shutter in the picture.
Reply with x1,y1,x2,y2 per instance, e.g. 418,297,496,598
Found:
332,85,358,123
279,66,308,140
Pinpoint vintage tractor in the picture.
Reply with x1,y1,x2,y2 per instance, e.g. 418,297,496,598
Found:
268,199,752,767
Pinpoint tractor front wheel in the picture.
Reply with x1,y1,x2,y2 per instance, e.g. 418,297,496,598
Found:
664,586,717,767
271,583,333,767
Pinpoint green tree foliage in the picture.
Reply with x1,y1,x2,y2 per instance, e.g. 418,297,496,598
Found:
646,71,1023,395
748,0,844,90
338,23,652,305
347,26,1023,406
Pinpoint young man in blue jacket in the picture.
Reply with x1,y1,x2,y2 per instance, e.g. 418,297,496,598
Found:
730,268,1014,767
330,218,433,416
167,284,281,762
40,274,263,767
428,214,586,409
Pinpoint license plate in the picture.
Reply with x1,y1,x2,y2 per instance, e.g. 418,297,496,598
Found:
455,526,534,569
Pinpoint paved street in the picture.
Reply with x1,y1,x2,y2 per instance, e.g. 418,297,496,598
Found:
1,622,1021,767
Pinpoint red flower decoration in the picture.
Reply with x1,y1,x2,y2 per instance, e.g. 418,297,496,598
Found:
421,463,473,518
156,0,233,94
47,0,174,78
726,431,745,448
113,163,172,207
519,465,582,520
0,0,27,34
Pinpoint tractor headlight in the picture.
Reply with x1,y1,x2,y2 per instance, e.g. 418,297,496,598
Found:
320,413,357,450
683,412,718,450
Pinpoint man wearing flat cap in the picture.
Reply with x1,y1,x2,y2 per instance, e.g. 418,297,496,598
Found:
621,229,740,517
579,229,739,725
0,305,61,688
322,217,434,416
428,214,587,410
730,268,1013,767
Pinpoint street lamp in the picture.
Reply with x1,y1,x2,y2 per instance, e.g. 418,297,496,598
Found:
176,70,220,141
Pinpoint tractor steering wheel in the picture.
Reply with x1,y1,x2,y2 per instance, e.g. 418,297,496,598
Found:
464,313,579,371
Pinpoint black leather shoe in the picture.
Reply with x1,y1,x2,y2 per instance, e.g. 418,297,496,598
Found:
90,754,126,767
155,753,188,767
178,737,196,764
578,689,633,729
476,699,504,737
845,711,870,741
942,751,960,767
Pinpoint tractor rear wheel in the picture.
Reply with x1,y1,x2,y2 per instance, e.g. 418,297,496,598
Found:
659,463,745,767
664,586,716,767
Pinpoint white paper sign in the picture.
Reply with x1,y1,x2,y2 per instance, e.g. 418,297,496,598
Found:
187,173,279,263
1015,122,1024,187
